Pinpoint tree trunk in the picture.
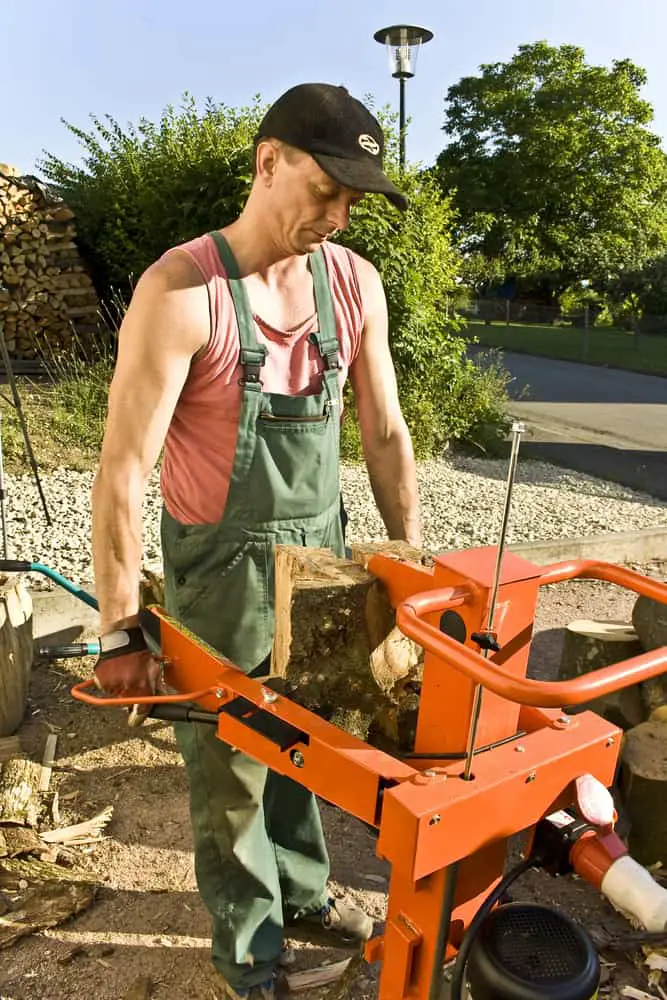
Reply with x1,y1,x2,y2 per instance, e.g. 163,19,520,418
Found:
0,575,33,737
621,719,667,866
559,618,645,729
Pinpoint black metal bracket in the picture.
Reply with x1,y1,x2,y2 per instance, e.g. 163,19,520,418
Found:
219,696,308,752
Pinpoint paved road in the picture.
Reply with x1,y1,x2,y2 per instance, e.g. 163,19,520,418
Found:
472,349,667,499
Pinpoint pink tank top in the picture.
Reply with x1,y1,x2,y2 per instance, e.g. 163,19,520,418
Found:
160,234,364,525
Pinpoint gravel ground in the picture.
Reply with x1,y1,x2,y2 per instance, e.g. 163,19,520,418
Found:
2,453,665,589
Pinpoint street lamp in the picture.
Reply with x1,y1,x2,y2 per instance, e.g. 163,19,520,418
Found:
373,24,434,172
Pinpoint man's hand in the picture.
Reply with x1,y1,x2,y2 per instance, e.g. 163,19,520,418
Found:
94,649,166,727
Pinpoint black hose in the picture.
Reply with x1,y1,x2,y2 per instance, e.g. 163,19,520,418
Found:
449,856,536,1000
429,862,460,1000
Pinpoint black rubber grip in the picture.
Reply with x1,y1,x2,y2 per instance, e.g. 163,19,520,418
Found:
0,560,33,572
39,643,92,659
149,704,218,725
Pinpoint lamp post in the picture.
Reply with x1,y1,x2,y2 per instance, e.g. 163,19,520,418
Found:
373,24,434,172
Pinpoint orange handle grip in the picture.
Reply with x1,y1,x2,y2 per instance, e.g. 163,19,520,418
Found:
71,679,220,707
397,560,667,708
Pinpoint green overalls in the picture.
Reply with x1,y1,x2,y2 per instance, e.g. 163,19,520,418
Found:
161,232,345,989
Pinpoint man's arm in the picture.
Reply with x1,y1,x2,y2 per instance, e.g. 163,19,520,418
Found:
349,256,422,548
92,252,208,635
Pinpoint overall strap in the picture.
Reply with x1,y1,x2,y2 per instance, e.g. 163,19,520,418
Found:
309,249,340,374
208,230,267,386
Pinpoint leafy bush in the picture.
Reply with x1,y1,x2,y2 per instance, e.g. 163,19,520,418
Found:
40,94,511,458
40,94,263,294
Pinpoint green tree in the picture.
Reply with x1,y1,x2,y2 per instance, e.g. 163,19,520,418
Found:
40,94,510,456
436,42,667,295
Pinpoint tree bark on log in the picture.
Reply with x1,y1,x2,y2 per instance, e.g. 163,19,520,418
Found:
0,758,42,826
0,876,97,949
621,719,667,866
271,546,423,749
559,618,645,729
632,595,667,718
0,575,34,737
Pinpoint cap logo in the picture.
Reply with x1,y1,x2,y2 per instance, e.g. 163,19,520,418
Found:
358,134,380,156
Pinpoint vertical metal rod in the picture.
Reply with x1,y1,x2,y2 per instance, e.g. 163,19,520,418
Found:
462,421,525,781
399,76,407,172
0,322,51,525
0,412,7,558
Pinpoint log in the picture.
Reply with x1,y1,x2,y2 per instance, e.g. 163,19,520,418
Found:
621,719,667,866
559,618,645,729
283,957,354,991
271,546,423,749
0,575,34,736
0,825,45,858
0,758,42,826
632,595,667,718
0,873,97,949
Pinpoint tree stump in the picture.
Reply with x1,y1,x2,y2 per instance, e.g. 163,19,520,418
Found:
0,575,33,737
271,546,423,749
632,595,667,718
621,719,667,866
559,619,644,729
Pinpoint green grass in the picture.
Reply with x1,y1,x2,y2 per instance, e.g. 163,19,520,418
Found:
466,320,667,377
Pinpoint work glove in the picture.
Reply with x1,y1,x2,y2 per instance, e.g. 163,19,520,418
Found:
94,643,167,727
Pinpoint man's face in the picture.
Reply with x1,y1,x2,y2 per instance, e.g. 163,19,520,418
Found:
263,144,365,255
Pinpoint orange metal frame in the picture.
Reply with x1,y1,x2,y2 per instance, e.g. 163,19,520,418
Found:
72,549,667,999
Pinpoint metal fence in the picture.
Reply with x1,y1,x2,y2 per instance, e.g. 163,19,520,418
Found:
460,298,667,335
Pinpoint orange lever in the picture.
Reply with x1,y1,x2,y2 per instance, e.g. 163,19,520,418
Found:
397,559,667,708
71,679,220,707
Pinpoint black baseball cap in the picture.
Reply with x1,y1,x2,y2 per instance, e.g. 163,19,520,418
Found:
255,83,408,211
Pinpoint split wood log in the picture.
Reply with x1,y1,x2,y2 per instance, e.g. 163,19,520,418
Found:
0,758,42,826
271,545,423,749
0,574,34,736
621,719,667,866
283,956,354,992
40,805,113,845
0,875,97,949
39,733,58,792
559,619,645,729
0,825,46,858
632,595,667,718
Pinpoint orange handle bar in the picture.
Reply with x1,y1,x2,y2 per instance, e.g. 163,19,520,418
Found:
71,679,220,707
397,559,667,708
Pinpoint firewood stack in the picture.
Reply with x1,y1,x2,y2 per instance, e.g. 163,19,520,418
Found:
0,163,100,359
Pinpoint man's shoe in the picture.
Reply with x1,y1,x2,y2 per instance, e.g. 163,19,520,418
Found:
218,978,277,1000
306,897,374,945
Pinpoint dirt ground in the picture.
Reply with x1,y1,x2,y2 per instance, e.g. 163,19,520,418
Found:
2,560,667,1000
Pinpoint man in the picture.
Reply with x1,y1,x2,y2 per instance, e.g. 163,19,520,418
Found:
91,82,421,999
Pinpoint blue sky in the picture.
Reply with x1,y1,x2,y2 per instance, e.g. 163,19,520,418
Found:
2,0,666,178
